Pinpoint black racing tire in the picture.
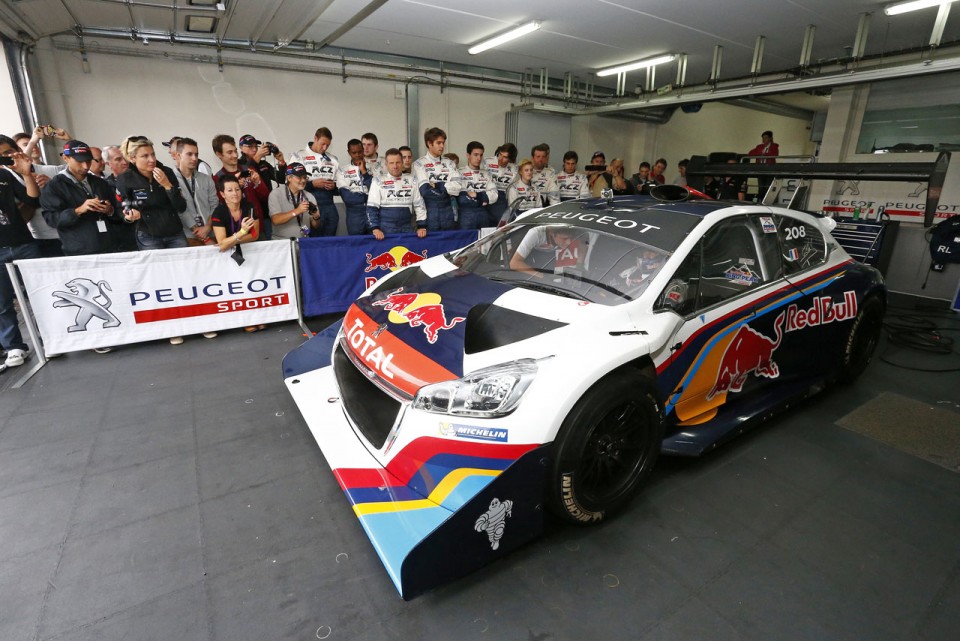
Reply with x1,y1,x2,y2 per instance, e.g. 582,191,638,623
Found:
840,295,884,381
547,370,664,525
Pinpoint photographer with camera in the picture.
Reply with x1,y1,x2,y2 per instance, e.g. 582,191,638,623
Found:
238,134,287,188
39,140,122,256
211,174,264,333
115,136,188,250
269,163,319,239
212,134,269,239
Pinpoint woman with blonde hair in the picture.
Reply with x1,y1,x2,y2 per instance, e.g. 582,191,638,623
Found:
114,136,188,249
502,158,544,225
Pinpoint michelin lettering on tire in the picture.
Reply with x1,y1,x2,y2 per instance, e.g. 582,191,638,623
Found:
560,473,604,523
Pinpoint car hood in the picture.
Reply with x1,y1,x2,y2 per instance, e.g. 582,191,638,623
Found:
342,267,576,398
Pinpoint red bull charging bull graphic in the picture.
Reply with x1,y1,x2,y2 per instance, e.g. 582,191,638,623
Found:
364,246,428,273
373,287,465,343
707,312,785,401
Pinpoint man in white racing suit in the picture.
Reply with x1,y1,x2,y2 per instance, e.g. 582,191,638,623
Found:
366,148,427,239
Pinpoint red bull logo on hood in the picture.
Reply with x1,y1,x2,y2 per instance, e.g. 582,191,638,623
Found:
373,287,465,343
364,246,429,273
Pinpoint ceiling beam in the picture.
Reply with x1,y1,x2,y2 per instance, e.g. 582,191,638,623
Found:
314,0,388,49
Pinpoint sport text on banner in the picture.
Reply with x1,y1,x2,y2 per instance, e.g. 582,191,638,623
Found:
16,241,299,354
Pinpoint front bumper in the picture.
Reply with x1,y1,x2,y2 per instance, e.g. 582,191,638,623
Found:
283,329,548,598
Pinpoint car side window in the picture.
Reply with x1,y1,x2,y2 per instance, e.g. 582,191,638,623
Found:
655,241,700,316
775,215,827,275
696,216,771,309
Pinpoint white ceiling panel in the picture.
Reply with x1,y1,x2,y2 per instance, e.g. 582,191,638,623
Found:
1,0,957,97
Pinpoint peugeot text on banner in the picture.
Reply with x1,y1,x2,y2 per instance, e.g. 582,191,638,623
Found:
16,241,299,354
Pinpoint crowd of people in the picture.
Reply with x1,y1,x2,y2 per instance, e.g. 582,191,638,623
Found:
0,122,779,368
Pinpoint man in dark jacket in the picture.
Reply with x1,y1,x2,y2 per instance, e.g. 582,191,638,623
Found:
40,140,123,256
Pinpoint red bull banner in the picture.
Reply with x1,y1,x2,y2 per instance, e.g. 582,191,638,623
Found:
15,242,299,354
298,231,479,316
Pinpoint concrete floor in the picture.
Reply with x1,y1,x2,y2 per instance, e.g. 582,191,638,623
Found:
1,318,958,641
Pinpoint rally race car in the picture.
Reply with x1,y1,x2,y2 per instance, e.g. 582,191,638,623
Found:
283,193,885,598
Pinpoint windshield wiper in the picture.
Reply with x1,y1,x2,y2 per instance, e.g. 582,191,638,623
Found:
515,279,587,300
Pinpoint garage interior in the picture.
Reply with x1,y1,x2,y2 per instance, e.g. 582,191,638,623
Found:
1,1,959,639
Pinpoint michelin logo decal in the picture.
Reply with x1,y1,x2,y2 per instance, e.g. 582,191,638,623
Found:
439,422,509,443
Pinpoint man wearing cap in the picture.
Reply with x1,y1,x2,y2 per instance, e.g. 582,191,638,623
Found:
39,140,121,256
289,127,339,236
268,162,319,240
173,137,219,247
337,139,373,235
367,148,426,239
238,134,287,188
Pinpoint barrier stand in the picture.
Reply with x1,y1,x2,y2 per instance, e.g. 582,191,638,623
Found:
289,238,311,336
5,262,48,388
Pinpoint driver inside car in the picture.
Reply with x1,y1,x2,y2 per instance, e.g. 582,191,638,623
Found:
619,249,666,288
510,226,581,277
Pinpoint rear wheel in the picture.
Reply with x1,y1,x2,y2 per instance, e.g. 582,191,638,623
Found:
840,295,884,381
547,370,664,525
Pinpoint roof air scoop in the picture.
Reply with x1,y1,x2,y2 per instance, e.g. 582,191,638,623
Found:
649,184,691,202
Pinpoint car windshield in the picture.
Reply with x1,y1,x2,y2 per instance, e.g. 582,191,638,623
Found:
452,223,672,305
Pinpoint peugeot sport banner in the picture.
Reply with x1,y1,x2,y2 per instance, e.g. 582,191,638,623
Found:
298,230,480,316
16,241,299,354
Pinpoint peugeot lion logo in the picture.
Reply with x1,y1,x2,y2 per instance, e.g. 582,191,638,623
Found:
51,278,121,332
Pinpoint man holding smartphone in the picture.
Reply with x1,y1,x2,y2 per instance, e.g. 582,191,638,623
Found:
40,140,121,256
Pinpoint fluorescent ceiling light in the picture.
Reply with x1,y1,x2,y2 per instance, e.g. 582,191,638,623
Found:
468,21,541,55
596,54,677,77
884,0,958,16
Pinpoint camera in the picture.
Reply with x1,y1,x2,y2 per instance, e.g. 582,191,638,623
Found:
121,199,134,215
0,156,14,166
308,203,318,214
41,125,57,136
265,142,280,155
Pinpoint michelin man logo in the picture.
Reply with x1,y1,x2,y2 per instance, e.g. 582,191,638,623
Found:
474,497,513,550
51,278,121,332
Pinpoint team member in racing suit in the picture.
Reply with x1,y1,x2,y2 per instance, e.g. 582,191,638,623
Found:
502,159,543,225
484,143,517,224
337,138,373,235
367,148,427,240
412,127,461,231
289,127,339,236
457,141,499,230
530,143,560,206
556,150,590,201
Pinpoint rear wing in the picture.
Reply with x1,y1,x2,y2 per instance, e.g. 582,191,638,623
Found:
686,152,950,227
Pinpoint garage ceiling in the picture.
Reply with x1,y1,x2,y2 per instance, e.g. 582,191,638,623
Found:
1,0,958,112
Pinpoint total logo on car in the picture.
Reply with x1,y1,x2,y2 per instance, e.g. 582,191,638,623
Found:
284,191,885,598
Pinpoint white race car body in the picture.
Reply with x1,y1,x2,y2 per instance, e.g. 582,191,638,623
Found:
284,195,885,598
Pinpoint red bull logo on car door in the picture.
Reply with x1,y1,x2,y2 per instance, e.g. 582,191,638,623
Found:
669,290,858,424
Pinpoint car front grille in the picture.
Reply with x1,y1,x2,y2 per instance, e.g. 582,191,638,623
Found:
333,344,401,450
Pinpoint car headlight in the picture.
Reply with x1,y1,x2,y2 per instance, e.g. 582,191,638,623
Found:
412,359,538,417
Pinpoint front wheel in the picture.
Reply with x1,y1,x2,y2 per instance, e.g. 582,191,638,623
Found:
546,370,664,525
840,295,884,381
